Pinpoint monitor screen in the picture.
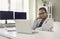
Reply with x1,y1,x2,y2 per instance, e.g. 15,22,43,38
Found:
15,12,26,19
0,11,13,20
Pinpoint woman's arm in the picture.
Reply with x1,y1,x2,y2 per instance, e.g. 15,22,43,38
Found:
32,18,42,30
32,20,38,30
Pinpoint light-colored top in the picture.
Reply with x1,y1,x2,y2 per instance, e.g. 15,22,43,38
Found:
32,18,53,31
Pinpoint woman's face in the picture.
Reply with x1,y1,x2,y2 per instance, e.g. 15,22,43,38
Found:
39,9,47,19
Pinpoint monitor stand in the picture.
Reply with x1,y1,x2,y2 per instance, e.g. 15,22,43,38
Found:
5,20,7,24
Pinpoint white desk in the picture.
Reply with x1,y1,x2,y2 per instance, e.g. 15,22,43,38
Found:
0,36,8,39
17,31,60,39
0,28,16,39
16,22,60,39
0,22,60,39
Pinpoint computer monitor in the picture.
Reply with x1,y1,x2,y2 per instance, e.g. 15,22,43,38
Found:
15,12,26,19
0,11,13,20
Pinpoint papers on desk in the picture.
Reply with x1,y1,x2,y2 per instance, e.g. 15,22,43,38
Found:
0,28,16,39
0,20,5,24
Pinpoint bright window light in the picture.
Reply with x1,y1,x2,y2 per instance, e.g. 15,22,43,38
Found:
0,0,8,11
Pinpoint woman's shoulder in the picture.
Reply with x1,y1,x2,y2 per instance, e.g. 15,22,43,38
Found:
48,18,53,21
46,18,54,23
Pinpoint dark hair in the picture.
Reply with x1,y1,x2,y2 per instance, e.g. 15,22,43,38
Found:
39,7,47,13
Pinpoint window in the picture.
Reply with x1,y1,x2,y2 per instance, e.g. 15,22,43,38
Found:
0,0,29,23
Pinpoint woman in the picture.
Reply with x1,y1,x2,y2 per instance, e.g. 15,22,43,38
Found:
32,7,53,31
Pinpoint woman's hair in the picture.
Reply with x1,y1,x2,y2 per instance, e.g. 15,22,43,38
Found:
39,7,47,13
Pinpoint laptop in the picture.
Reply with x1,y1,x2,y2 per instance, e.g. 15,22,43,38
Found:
16,20,32,34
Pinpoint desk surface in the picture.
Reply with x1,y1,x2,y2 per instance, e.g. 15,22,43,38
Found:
17,30,60,39
16,22,60,39
0,22,60,39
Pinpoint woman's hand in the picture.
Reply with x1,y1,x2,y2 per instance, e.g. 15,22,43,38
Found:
36,16,42,20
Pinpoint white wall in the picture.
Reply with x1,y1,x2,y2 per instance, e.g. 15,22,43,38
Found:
16,0,23,12
10,0,16,11
29,0,36,22
49,0,60,22
0,0,8,11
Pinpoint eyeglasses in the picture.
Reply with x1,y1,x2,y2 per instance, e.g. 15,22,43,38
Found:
39,12,46,15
